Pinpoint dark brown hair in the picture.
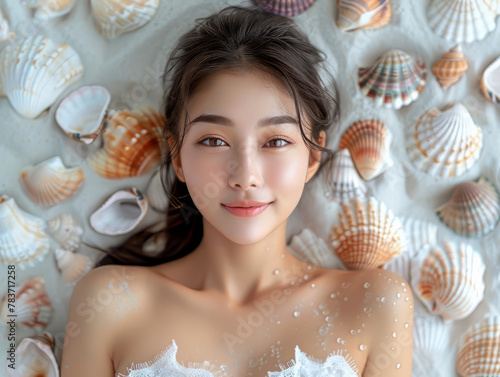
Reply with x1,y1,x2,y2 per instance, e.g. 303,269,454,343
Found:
95,4,339,268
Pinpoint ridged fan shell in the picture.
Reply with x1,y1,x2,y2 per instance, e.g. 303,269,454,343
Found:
0,8,13,43
325,149,368,202
7,332,58,377
432,45,469,89
413,312,450,362
481,56,500,105
336,0,392,31
252,0,317,17
55,248,94,285
400,217,439,257
47,214,83,251
28,0,76,21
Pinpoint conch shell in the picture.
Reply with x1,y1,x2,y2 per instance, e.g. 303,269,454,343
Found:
432,45,468,89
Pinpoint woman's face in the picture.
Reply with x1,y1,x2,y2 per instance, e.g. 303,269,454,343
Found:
171,68,324,245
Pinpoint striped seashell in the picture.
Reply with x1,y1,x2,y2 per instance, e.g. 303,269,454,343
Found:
339,119,393,181
481,56,500,105
47,214,83,252
358,49,426,109
252,0,317,17
383,247,412,282
0,276,53,331
432,45,468,89
413,310,450,363
437,177,500,238
0,8,14,43
336,0,392,31
288,228,345,269
91,0,160,39
427,0,499,44
406,103,483,178
21,156,85,207
0,195,49,269
400,217,439,257
7,332,58,377
0,35,84,119
325,149,368,202
54,248,94,285
456,315,500,377
328,196,406,270
28,0,76,21
412,240,485,321
88,107,165,179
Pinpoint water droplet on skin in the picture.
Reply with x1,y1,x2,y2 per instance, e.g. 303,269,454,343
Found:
350,329,356,335
304,274,309,280
409,305,413,309
291,281,295,285
311,283,316,288
293,311,300,318
266,247,270,251
325,316,332,322
381,297,385,302
277,321,280,324
393,302,396,305
337,338,342,343
357,329,361,333
364,282,371,288
359,344,367,351
322,310,329,315
396,292,401,298
307,265,312,270
405,297,409,302
319,326,328,336
281,254,285,258
319,303,326,310
403,288,407,292
401,282,405,286
331,293,336,299
392,332,397,338
394,318,398,322
396,363,401,369
341,282,351,289
342,340,346,345
273,269,280,275
404,322,409,328
361,323,366,328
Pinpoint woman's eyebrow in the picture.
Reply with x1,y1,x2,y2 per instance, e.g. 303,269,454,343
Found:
188,114,299,129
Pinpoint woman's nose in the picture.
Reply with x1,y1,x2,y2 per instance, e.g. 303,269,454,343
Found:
227,143,263,190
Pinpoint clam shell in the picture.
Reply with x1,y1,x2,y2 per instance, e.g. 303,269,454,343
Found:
252,0,317,17
0,276,53,331
28,0,76,21
55,85,111,144
436,177,500,238
406,103,483,178
358,49,426,109
336,0,392,31
6,332,58,377
54,248,94,285
400,217,439,257
88,107,165,179
0,35,84,119
432,45,468,89
456,315,500,377
325,149,368,201
146,169,168,212
427,0,499,44
91,0,160,39
338,119,393,181
47,214,83,251
328,197,406,270
21,156,85,207
0,195,49,269
90,187,148,236
481,56,500,105
411,240,485,321
288,228,345,269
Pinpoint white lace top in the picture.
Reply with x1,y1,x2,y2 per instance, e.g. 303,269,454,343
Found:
116,339,359,377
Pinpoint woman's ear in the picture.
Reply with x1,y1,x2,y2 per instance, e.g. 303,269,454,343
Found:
167,137,186,183
305,130,326,183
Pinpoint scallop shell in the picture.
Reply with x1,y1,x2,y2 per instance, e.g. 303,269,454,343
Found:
55,85,111,144
252,0,317,17
481,56,500,105
28,0,76,21
146,169,168,212
432,45,469,89
383,247,412,282
406,103,483,178
338,119,393,181
413,310,451,364
456,315,500,377
47,214,83,251
91,0,160,39
358,49,426,109
328,197,406,270
336,0,392,31
21,156,85,207
90,187,148,236
427,0,499,44
0,276,53,331
0,8,14,43
54,248,94,285
437,177,500,238
0,195,49,269
7,332,58,377
0,35,84,119
88,107,165,179
411,240,485,321
288,228,345,269
325,149,368,202
400,217,439,257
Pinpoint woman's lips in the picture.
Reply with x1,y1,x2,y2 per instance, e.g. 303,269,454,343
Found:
221,202,272,217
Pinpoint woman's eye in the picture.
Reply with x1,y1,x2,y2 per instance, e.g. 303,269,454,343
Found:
199,137,228,147
199,136,292,148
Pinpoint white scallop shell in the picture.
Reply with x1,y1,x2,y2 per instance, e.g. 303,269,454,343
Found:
427,0,499,44
481,56,500,105
0,276,53,331
55,85,111,144
90,187,148,236
47,214,83,251
54,248,94,285
288,228,345,269
383,248,412,282
0,35,84,119
400,217,439,257
21,156,85,207
91,0,160,39
325,149,368,201
146,169,168,212
28,0,77,21
411,240,485,321
0,8,14,43
413,309,451,369
406,103,483,178
0,195,49,269
7,332,58,377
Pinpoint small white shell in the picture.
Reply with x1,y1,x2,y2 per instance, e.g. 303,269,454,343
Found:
0,8,14,43
47,214,83,251
413,310,451,367
28,0,76,21
383,248,412,282
90,187,148,236
146,169,168,212
0,35,84,119
54,248,94,285
400,217,439,257
325,149,368,202
21,156,85,207
288,228,345,269
481,56,500,106
55,85,111,144
0,195,49,269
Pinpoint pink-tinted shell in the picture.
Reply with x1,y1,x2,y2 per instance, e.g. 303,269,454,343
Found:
252,0,316,17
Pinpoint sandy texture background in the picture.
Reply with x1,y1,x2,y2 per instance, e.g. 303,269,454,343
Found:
0,0,499,375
